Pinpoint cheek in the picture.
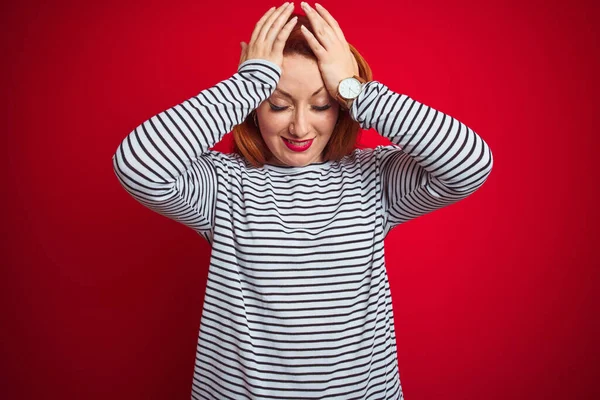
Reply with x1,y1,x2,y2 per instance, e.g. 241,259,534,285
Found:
258,118,285,139
320,112,339,134
323,104,340,124
328,110,340,125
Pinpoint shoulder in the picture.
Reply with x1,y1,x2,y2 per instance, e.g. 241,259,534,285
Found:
347,146,405,171
345,146,388,164
210,150,244,164
198,150,249,174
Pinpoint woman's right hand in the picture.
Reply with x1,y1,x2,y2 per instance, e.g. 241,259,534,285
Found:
239,2,298,70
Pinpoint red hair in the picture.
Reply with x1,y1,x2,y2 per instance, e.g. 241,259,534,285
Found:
232,12,373,167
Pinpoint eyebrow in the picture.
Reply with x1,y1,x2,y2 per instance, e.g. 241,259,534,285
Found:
274,87,325,99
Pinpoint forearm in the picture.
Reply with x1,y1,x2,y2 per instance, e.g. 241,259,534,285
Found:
351,81,493,193
112,59,282,187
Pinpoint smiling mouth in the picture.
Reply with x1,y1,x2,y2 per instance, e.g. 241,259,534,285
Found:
282,137,313,145
282,137,314,152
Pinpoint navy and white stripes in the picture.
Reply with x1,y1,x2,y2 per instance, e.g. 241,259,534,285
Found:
112,58,493,399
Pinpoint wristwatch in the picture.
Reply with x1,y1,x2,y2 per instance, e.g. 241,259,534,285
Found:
335,75,367,111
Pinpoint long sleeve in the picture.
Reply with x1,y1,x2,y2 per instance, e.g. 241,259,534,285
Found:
350,81,494,237
111,59,282,241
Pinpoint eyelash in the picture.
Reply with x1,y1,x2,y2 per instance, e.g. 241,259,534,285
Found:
269,104,332,112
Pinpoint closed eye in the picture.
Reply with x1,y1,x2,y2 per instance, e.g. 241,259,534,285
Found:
269,103,331,112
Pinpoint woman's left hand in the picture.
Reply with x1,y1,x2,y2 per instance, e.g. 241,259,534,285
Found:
299,2,359,102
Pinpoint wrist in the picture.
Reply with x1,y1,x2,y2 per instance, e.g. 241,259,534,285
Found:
335,75,366,111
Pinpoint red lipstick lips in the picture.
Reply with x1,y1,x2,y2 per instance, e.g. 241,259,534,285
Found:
282,137,314,152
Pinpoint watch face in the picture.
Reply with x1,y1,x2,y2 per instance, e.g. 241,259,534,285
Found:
339,78,362,99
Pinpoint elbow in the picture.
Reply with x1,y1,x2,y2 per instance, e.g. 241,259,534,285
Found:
440,145,494,198
479,144,494,186
460,144,494,196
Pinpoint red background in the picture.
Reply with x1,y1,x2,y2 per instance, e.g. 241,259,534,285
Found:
2,0,599,399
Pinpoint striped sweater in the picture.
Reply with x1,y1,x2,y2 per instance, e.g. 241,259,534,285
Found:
112,58,493,399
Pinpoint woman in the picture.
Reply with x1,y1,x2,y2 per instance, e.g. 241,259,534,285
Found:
112,2,493,399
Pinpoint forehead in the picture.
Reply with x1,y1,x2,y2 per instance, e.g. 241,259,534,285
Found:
275,54,326,99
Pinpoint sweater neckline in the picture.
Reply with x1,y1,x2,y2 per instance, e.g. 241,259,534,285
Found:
262,159,335,173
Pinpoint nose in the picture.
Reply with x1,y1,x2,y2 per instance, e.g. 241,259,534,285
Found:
290,107,311,138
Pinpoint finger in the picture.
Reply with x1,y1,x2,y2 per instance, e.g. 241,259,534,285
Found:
265,3,295,47
249,6,277,46
300,24,326,58
258,3,292,44
301,2,335,50
272,16,298,55
314,3,346,43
